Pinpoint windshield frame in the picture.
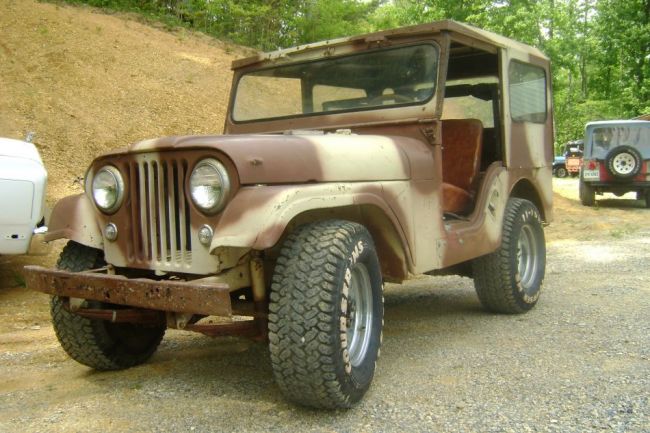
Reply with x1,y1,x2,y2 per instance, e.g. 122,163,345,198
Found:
229,41,441,125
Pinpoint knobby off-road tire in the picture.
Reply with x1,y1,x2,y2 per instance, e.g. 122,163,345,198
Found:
472,198,546,314
51,241,165,371
268,220,383,409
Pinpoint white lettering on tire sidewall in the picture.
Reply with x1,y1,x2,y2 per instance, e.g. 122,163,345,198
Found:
341,240,365,374
516,207,542,304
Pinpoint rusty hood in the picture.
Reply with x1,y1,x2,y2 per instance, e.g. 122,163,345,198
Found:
99,133,427,184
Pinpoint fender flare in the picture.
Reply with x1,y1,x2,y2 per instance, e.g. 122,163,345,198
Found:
211,183,411,258
44,193,103,249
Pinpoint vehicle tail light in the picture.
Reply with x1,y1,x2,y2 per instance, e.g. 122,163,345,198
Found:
586,160,598,170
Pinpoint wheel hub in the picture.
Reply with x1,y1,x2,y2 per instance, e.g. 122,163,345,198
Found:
346,299,357,327
612,153,636,175
517,224,540,294
345,263,373,368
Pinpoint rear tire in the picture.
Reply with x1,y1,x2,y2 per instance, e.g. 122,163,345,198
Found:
556,167,568,178
268,220,383,409
579,176,596,206
51,241,165,371
472,198,545,314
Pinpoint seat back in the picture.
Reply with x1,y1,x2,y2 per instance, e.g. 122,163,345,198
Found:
441,119,484,192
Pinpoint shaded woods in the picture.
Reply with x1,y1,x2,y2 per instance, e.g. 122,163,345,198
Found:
62,0,649,148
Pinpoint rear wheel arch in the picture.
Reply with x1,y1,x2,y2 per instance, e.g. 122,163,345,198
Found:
510,179,546,221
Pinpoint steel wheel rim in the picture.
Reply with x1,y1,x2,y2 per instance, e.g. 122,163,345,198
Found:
346,262,373,367
612,153,636,175
517,224,539,293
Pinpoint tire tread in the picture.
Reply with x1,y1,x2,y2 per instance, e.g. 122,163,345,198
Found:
473,198,544,314
269,220,380,409
51,241,164,371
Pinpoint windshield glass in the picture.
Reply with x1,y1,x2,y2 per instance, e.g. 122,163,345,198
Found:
587,123,650,159
232,44,439,122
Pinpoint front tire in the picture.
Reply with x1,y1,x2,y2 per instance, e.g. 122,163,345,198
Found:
472,198,546,314
556,167,568,178
268,220,383,409
51,241,165,371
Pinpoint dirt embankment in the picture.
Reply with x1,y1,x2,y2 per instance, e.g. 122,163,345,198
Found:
0,0,253,285
0,0,252,200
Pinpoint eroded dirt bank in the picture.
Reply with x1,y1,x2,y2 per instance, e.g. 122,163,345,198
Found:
0,0,252,286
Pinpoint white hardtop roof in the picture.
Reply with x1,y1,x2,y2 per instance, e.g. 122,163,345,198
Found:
233,20,548,69
586,120,650,128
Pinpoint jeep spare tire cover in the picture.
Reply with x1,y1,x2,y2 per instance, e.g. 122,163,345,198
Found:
605,145,642,179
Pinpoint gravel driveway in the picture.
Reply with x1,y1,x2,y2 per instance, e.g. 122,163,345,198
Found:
1,180,648,433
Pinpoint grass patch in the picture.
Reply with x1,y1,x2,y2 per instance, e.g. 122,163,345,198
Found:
12,272,26,288
609,224,638,239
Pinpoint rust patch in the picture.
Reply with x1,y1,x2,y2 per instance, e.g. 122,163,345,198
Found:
23,266,232,316
69,306,166,325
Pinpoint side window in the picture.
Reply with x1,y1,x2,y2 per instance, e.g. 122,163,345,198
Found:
508,61,546,123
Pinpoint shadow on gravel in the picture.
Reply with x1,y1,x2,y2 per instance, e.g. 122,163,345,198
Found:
594,198,646,208
562,194,646,209
78,336,284,406
384,279,485,318
49,276,514,417
71,282,488,408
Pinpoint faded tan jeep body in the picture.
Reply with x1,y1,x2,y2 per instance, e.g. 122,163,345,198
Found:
26,20,553,408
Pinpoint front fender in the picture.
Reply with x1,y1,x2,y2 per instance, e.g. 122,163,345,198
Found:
45,193,103,248
211,183,407,252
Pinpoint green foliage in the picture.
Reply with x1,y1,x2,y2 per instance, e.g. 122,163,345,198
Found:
12,272,26,288
54,0,648,144
368,0,648,150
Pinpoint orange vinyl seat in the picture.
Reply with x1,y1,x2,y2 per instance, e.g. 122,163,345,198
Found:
441,119,484,214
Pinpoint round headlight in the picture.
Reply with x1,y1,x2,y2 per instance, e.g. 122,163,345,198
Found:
189,159,230,214
91,166,124,213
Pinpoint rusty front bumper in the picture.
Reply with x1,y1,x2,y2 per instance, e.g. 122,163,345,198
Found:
23,265,232,316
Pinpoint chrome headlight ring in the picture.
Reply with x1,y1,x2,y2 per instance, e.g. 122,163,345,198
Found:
91,165,125,214
189,158,231,214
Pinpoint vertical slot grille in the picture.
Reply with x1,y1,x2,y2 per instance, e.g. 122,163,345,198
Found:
130,158,192,267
